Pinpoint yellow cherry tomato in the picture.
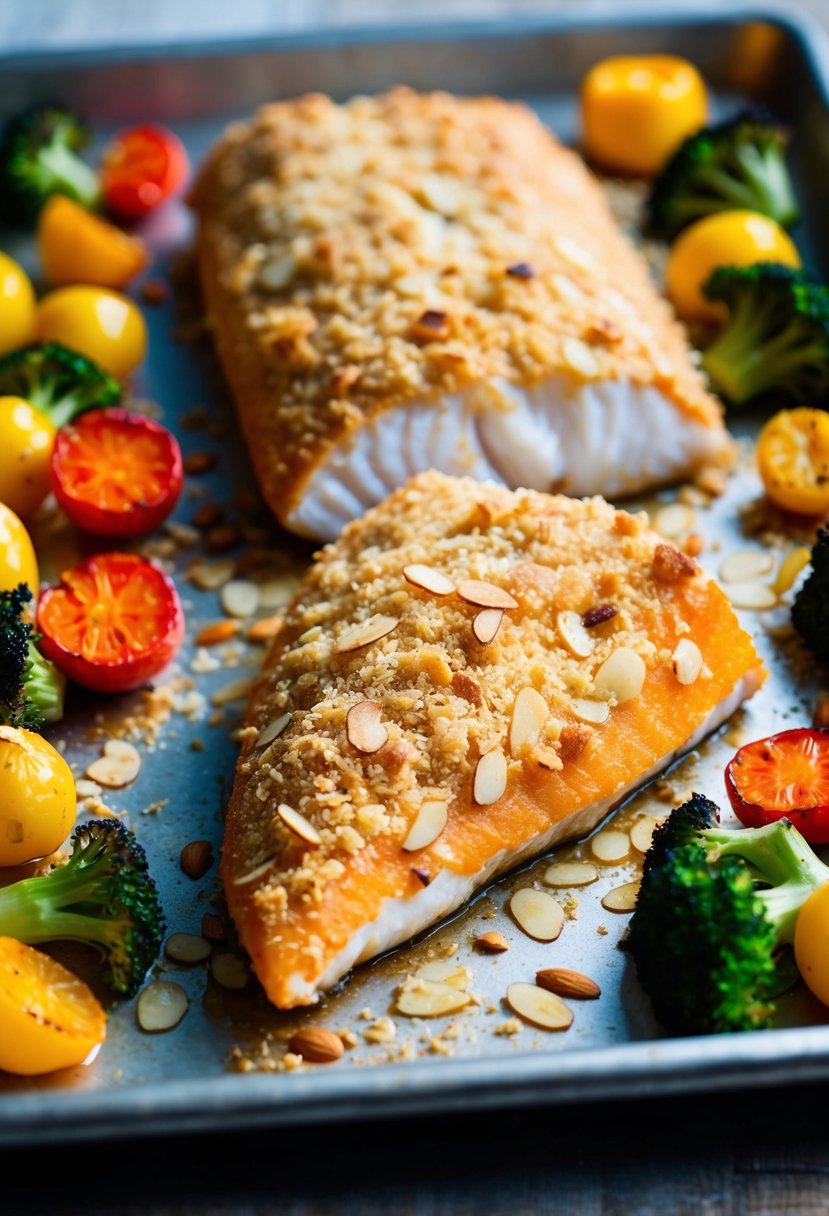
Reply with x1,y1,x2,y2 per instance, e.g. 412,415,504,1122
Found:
0,726,76,866
37,195,147,290
665,210,800,323
794,882,829,1007
757,408,829,516
0,502,38,596
0,938,106,1075
0,396,56,519
580,55,708,176
35,286,147,378
0,252,36,356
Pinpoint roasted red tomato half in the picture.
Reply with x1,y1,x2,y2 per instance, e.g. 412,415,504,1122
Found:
37,553,184,693
725,728,829,844
101,124,189,221
51,408,183,538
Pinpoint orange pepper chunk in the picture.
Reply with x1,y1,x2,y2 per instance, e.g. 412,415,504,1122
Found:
37,195,147,289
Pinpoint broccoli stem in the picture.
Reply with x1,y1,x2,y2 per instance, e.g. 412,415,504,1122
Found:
24,641,65,724
37,139,100,210
0,859,112,947
702,294,799,403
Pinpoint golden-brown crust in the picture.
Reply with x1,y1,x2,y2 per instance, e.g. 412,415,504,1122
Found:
193,88,726,526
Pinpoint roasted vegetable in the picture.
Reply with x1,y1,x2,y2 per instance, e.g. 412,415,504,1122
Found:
648,111,799,239
0,341,121,430
792,528,829,664
0,584,64,730
626,793,829,1034
0,104,99,222
701,263,829,406
0,820,165,997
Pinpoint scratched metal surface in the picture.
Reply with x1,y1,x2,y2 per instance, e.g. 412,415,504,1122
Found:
1,0,829,1145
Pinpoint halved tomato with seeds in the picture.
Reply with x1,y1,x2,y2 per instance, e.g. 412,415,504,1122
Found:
725,728,829,843
37,553,184,693
51,408,182,538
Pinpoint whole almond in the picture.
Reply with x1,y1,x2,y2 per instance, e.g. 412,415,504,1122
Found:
196,619,241,647
288,1027,344,1064
201,912,227,943
535,967,600,1000
474,931,509,954
180,840,214,880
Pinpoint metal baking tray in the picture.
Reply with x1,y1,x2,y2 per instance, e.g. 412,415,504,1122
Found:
2,0,829,1146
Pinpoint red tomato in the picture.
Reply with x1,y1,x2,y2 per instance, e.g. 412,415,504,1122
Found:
101,124,188,220
51,408,183,538
37,553,184,693
725,728,829,843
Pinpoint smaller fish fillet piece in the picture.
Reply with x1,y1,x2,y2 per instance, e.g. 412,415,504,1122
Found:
223,472,764,1008
192,89,731,541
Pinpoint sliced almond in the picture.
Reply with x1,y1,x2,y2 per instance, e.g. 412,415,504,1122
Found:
536,968,601,1000
277,803,322,846
653,503,694,539
509,887,565,942
629,816,662,855
258,576,298,610
196,619,241,646
211,676,254,706
188,557,235,591
403,564,456,596
672,638,703,686
719,549,775,584
474,931,509,953
724,581,777,610
543,861,599,888
74,778,101,800
335,614,398,654
220,579,260,618
396,977,472,1018
86,739,141,789
415,960,471,990
506,982,573,1031
590,829,630,864
137,981,189,1033
165,932,211,964
457,579,518,611
256,713,291,748
602,880,641,912
211,952,250,990
473,749,508,805
346,700,389,754
402,800,448,851
180,839,214,880
472,607,504,644
556,610,595,658
773,547,812,595
288,1027,344,1064
594,647,646,703
570,697,610,725
509,687,548,755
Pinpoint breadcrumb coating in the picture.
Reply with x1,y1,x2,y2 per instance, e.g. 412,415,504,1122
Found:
193,88,727,526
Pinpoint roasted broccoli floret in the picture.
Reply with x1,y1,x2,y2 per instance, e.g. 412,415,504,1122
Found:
0,584,64,729
0,342,121,428
792,528,829,664
0,104,100,221
0,820,165,997
700,263,829,407
626,795,829,1034
647,111,798,239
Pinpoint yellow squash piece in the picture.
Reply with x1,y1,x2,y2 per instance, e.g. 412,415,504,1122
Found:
35,286,147,378
0,252,36,356
757,408,829,516
0,501,39,596
38,195,147,289
0,726,76,867
0,396,56,518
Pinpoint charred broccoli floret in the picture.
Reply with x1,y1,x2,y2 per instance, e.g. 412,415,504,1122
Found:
626,795,829,1034
700,263,829,407
647,111,798,239
0,342,121,428
0,584,64,729
0,104,100,221
0,820,165,997
792,528,829,664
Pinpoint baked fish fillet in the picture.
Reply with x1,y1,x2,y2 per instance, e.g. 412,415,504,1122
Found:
192,89,731,542
224,472,763,1008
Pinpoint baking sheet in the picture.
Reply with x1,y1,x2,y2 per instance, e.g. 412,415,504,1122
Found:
2,0,829,1145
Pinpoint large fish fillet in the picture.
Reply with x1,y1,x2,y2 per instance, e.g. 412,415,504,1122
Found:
223,472,764,1008
192,89,731,541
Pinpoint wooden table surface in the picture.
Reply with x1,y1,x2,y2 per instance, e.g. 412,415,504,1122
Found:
3,2,829,1212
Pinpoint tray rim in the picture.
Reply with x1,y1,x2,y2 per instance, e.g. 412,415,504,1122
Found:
2,0,829,1145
